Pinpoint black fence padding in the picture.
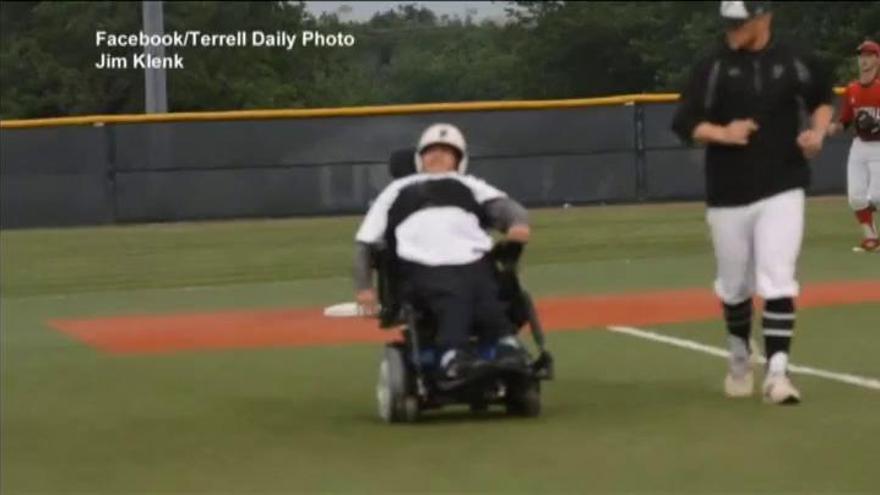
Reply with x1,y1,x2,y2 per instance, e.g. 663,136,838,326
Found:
113,162,397,222
643,149,707,201
0,126,108,175
0,174,114,228
643,104,682,150
0,103,853,229
0,126,113,228
469,153,638,205
389,148,417,178
809,139,849,194
111,107,634,171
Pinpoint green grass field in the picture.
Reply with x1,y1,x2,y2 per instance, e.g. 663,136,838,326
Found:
2,197,878,494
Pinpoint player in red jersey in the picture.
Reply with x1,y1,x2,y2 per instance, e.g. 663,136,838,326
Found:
828,40,880,253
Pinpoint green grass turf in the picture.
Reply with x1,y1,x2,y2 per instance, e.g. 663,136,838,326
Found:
2,196,879,494
2,196,876,298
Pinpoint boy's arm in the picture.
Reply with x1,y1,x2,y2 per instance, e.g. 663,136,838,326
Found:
353,241,378,314
353,242,374,292
461,175,530,243
485,197,530,243
353,185,398,313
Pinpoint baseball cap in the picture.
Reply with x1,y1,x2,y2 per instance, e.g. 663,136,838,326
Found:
720,1,772,27
857,40,880,56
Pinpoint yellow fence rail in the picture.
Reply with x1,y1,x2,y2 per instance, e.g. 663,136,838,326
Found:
0,89,846,130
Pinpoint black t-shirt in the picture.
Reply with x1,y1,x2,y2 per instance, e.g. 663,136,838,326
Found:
671,37,834,207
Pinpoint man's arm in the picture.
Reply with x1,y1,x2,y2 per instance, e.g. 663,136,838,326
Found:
809,104,834,134
796,52,835,158
671,56,717,144
692,120,759,146
671,53,761,147
797,104,834,159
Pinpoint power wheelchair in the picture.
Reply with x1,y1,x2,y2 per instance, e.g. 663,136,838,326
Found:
373,148,554,423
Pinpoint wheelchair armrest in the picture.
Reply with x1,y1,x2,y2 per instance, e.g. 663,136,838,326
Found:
378,306,404,328
490,241,524,272
371,246,405,328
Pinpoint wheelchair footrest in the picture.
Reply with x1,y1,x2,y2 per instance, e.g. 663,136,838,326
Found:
532,351,555,380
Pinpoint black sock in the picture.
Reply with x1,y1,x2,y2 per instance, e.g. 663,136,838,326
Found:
763,297,795,358
723,299,752,350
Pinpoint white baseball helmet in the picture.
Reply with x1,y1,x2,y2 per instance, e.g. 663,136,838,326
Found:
414,123,468,174
720,1,771,26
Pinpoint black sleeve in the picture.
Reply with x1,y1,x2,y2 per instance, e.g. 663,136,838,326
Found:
794,51,834,112
671,55,719,145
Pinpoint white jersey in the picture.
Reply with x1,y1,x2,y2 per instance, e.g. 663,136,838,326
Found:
355,172,506,266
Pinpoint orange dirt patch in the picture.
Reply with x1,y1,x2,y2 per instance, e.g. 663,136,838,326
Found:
49,280,880,355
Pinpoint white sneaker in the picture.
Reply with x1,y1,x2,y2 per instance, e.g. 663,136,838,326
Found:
724,369,754,397
762,373,801,405
724,337,754,398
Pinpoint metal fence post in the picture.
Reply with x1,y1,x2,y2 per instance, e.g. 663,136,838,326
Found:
143,1,168,114
100,123,119,223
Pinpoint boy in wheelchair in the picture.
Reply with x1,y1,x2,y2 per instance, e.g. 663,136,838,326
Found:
353,123,535,385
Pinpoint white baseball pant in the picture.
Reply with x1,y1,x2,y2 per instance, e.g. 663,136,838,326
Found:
847,138,880,211
706,188,805,304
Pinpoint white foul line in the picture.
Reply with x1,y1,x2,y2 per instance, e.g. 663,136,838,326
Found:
607,325,880,391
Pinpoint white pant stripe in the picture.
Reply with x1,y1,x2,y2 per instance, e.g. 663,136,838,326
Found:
763,329,794,337
763,311,795,320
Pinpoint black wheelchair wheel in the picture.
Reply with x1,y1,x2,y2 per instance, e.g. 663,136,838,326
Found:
505,378,541,417
377,345,419,423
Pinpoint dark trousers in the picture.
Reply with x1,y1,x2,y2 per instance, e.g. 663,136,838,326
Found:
400,258,514,350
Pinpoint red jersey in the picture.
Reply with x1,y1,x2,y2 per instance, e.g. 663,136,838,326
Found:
839,77,880,141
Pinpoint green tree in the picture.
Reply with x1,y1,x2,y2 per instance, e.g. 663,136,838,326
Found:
162,1,312,111
2,1,879,119
1,1,143,118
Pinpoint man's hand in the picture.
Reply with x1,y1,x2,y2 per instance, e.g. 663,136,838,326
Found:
506,224,530,243
797,128,825,159
692,119,759,146
721,119,760,145
355,289,378,317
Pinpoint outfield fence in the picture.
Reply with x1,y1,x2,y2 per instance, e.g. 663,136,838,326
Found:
0,91,851,228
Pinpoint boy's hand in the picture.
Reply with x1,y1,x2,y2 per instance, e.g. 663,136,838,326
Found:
356,289,378,317
506,224,530,243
